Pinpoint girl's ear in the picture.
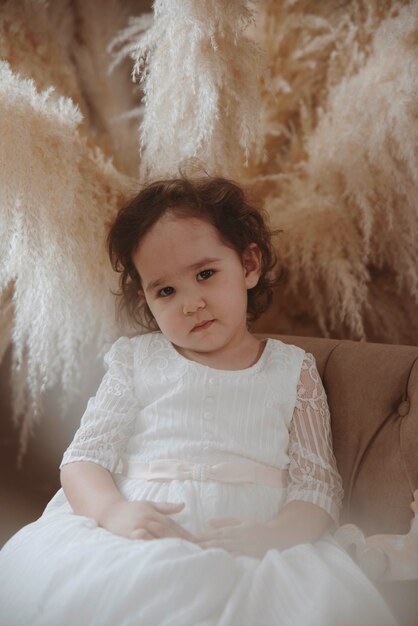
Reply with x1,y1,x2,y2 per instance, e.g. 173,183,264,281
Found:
242,243,262,289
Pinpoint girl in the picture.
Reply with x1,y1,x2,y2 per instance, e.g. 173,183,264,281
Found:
0,176,397,625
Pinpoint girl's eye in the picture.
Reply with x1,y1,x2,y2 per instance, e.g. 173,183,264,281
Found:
157,286,174,298
197,269,214,281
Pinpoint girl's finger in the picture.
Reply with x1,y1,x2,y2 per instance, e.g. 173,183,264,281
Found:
151,502,185,514
197,539,236,551
148,501,196,541
152,513,196,542
145,520,172,539
147,519,195,542
195,519,242,542
167,521,196,542
130,528,154,540
195,525,237,541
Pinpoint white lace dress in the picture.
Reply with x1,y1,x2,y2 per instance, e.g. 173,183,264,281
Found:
0,333,397,626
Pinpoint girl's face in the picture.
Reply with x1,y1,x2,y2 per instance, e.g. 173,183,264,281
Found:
132,213,261,366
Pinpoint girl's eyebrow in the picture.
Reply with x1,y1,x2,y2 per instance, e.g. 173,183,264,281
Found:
145,257,221,292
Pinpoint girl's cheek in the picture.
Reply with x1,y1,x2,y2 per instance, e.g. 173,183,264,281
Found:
152,302,175,329
147,302,163,326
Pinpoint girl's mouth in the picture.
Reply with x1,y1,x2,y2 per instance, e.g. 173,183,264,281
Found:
192,320,214,332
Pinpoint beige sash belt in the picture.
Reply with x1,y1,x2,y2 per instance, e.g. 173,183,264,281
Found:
120,458,288,489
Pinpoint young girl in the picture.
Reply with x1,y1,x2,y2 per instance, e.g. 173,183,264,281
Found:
0,176,397,625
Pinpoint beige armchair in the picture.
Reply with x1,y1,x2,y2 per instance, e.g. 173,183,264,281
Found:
262,334,418,626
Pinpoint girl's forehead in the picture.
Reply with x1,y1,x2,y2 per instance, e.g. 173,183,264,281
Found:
141,214,225,248
133,215,235,274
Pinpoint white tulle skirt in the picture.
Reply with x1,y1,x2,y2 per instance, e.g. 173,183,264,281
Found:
0,475,398,626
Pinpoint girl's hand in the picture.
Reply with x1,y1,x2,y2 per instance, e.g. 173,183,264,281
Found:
195,518,284,558
100,499,196,542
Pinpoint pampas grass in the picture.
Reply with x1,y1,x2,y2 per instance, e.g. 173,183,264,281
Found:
0,0,142,176
249,0,418,344
0,0,84,110
0,61,137,459
0,284,14,366
69,0,142,178
109,0,265,180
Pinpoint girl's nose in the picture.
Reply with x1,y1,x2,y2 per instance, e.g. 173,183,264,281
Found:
183,297,206,316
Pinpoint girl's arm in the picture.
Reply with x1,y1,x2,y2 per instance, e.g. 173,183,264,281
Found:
61,460,192,540
266,501,333,549
60,461,124,524
60,336,138,476
261,350,343,550
59,337,137,527
282,351,344,532
60,338,195,541
197,500,334,558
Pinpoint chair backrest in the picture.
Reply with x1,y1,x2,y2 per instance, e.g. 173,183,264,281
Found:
260,334,418,536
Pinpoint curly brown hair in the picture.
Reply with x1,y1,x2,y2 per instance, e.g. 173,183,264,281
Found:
107,175,282,331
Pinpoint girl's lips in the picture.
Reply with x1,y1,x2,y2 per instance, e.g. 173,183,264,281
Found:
192,320,214,332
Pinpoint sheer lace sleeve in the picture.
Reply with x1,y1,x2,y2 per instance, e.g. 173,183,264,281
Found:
60,336,138,473
285,352,344,527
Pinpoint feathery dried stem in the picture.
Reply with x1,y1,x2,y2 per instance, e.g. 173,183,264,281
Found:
0,61,137,458
110,0,265,179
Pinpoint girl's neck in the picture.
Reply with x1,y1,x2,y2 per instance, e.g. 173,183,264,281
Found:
171,332,265,371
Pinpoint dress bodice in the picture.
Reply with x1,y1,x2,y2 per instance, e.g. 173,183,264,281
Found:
123,332,305,469
60,331,344,526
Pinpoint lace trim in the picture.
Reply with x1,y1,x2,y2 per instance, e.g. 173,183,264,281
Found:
60,336,138,473
286,352,344,517
288,441,338,475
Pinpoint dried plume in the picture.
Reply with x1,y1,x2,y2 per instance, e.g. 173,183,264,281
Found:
0,61,137,460
249,1,418,344
109,0,265,180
